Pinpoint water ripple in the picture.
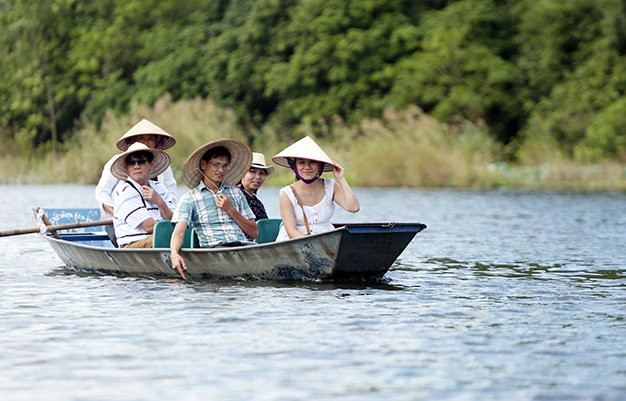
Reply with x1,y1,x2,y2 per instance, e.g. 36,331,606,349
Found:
1,186,625,400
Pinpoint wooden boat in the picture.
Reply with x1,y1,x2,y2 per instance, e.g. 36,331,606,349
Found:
37,208,427,281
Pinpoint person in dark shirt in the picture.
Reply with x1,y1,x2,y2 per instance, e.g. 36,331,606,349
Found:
237,152,274,220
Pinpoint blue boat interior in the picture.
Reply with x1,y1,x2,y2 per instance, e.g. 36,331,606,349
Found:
35,208,114,247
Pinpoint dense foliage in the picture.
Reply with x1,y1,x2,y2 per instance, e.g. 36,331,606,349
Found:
1,0,625,161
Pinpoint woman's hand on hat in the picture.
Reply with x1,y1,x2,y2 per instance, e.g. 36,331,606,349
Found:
332,163,345,181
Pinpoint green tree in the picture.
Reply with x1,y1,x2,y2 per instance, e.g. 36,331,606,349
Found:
199,0,293,144
198,0,425,142
2,0,625,163
578,97,626,161
131,0,220,105
0,0,82,154
265,0,421,131
387,0,523,143
516,0,626,159
67,0,154,126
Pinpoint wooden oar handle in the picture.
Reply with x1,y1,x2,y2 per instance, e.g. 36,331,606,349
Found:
41,213,60,239
0,220,113,238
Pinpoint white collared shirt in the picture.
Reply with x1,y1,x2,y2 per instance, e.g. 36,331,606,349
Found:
112,177,175,247
95,153,177,219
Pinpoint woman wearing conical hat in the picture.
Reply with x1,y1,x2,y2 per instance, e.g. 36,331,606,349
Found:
272,136,359,241
95,119,177,221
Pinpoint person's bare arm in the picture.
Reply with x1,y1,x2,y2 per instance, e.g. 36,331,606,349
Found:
332,163,360,213
102,204,114,215
142,185,173,220
169,222,188,279
279,192,305,239
138,217,158,234
216,193,258,239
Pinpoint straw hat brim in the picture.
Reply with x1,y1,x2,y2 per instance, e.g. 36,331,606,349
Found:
116,119,176,151
250,152,275,175
110,143,171,181
182,139,252,188
250,163,275,175
272,136,335,172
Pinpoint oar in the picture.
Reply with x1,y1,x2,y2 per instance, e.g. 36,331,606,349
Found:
0,219,113,238
41,212,60,239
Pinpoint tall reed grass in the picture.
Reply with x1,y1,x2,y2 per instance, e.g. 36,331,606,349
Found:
1,95,624,191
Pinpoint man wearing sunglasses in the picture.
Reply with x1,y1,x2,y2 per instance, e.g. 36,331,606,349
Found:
110,142,175,248
96,119,177,218
95,119,177,246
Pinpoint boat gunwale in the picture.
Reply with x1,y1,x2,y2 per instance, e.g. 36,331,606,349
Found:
41,222,427,252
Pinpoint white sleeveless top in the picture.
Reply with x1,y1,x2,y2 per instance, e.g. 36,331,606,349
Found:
276,178,336,241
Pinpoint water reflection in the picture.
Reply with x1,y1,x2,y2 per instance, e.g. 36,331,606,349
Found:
395,257,626,282
47,265,407,291
2,185,625,401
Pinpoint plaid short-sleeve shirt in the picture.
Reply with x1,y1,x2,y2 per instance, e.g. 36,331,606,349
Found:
172,182,255,247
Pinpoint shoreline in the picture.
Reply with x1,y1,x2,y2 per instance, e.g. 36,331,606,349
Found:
2,161,624,193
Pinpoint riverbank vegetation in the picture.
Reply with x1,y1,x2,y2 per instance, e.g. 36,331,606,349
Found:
1,0,625,191
1,96,623,191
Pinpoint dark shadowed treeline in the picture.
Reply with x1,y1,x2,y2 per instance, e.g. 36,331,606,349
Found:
1,0,625,167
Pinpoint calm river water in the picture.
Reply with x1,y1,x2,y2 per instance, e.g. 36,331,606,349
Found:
0,184,624,401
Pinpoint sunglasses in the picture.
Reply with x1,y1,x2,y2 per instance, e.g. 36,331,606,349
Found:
126,159,149,166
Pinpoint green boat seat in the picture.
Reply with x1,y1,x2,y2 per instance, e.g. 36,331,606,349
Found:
152,220,198,248
255,218,282,244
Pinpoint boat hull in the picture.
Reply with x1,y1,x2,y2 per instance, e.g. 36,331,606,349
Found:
43,223,426,281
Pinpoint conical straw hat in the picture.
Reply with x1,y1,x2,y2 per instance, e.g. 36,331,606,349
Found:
110,142,171,181
116,119,176,151
182,138,252,188
272,136,335,172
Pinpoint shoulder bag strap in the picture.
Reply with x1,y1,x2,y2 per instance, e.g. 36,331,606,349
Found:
125,180,147,207
289,184,311,235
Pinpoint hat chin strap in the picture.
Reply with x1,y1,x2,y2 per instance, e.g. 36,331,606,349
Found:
197,168,224,194
287,158,324,184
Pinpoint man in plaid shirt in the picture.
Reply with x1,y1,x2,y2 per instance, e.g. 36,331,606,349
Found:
170,139,258,278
